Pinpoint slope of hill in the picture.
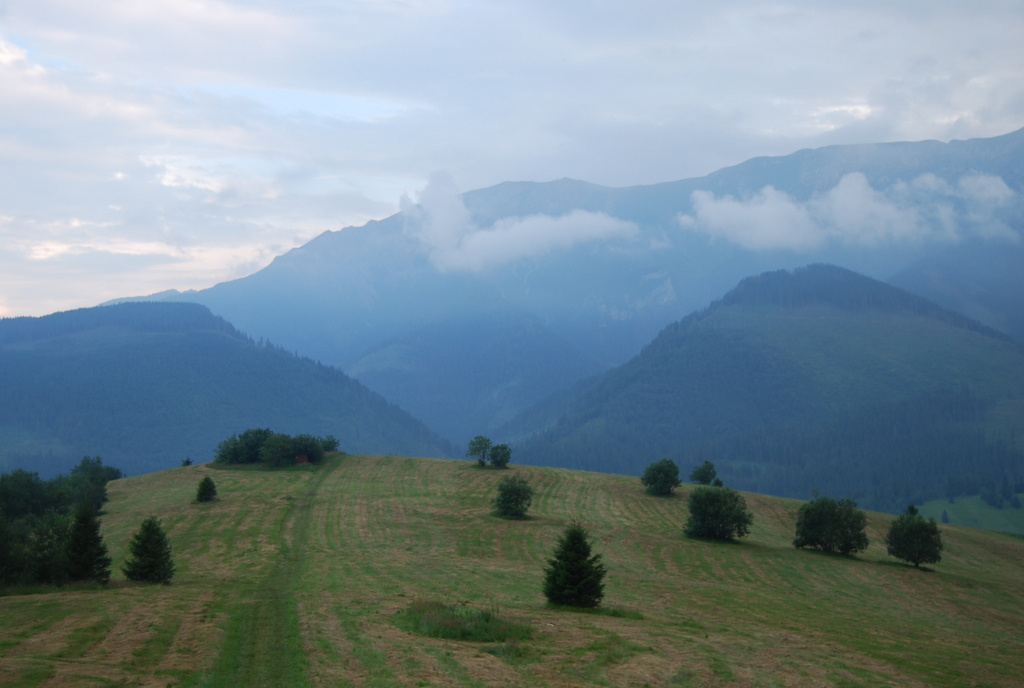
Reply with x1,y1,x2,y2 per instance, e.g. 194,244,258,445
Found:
0,303,454,476
508,265,1024,512
1,454,1022,687
118,129,1024,444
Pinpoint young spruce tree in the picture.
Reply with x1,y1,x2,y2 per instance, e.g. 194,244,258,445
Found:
196,476,218,503
123,516,175,584
543,520,606,608
66,501,111,584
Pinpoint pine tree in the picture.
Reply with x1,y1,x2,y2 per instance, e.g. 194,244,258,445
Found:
543,520,606,608
122,517,175,584
195,476,218,503
66,501,111,584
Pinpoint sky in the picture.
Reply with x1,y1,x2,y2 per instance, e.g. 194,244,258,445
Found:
1,1,1022,317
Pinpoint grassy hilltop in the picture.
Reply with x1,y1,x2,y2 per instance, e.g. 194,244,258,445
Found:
2,454,1023,687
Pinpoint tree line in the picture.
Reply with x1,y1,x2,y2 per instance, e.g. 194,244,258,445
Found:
0,457,175,586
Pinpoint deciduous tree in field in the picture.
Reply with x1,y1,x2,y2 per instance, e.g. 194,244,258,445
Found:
886,505,943,568
543,520,606,608
488,443,512,468
641,457,682,496
467,435,492,466
123,517,175,584
685,485,753,541
689,460,719,486
793,496,869,555
492,475,533,519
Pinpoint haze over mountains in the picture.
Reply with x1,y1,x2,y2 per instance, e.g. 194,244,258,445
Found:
124,128,1024,445
4,129,1022,511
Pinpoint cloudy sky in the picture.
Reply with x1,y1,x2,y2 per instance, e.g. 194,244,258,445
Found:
1,1,1022,317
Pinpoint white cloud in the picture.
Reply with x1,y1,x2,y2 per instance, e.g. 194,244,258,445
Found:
679,172,1019,250
1,1,1023,314
402,173,638,271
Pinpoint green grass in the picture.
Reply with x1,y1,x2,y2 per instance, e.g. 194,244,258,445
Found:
396,599,533,642
919,493,1024,534
2,454,1024,687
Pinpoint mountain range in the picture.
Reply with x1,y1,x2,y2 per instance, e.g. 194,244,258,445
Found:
507,264,1024,512
6,128,1021,509
117,128,1024,445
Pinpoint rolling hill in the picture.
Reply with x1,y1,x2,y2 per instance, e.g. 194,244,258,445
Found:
507,265,1024,512
1,454,1022,687
117,128,1024,444
0,302,454,476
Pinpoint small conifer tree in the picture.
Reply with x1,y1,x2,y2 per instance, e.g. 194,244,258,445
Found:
196,476,218,503
66,501,111,584
123,516,175,584
543,520,606,608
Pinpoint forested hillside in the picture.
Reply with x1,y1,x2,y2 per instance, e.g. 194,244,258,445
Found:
0,303,454,476
510,265,1024,512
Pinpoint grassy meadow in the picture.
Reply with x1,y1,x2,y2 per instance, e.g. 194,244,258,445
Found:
2,453,1023,687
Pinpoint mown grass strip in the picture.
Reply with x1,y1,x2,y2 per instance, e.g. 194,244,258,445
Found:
179,463,332,688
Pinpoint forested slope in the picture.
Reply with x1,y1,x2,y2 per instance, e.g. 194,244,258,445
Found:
0,302,454,476
511,265,1024,512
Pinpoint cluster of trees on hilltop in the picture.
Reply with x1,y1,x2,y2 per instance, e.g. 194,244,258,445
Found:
0,457,122,586
215,428,339,467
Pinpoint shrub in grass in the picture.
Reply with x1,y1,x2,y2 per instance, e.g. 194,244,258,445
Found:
195,476,218,503
399,599,532,642
685,485,753,541
886,504,943,568
492,475,533,519
793,496,869,555
489,443,513,468
641,457,682,496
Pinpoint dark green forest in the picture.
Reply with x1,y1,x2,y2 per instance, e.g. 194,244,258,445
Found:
513,266,1024,512
0,302,455,477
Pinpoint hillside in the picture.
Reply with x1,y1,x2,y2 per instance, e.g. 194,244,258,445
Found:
119,129,1024,444
1,454,1022,687
509,265,1024,512
0,302,454,476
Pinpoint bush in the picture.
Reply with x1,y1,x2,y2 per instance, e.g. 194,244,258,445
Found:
122,516,175,584
543,520,606,608
641,458,682,496
492,475,533,519
196,476,218,503
886,505,943,568
793,496,869,555
215,428,273,464
489,443,512,468
398,599,532,642
689,460,718,485
685,485,753,541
